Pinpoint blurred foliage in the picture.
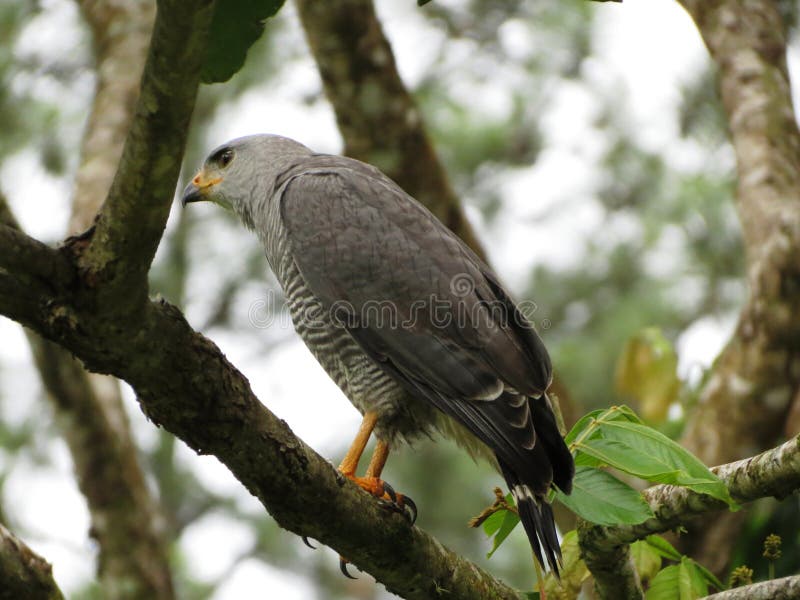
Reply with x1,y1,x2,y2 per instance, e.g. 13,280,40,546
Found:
615,328,680,423
0,1,79,173
732,498,800,581
201,0,285,83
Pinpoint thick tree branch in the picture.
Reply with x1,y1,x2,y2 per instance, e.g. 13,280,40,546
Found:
0,224,74,290
78,0,214,311
702,575,800,599
579,436,800,599
0,523,64,600
0,272,50,331
294,0,487,260
676,0,800,574
1,188,175,599
0,221,525,600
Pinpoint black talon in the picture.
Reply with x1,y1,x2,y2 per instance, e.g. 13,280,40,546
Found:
302,536,316,549
340,557,357,579
403,494,418,525
382,481,397,504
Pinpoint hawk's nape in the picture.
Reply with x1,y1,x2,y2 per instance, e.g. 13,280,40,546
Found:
182,134,575,576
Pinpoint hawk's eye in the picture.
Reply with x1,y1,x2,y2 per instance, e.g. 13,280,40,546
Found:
218,149,235,168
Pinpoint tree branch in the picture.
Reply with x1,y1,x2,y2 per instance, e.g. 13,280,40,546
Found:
0,224,74,290
77,0,215,311
676,0,800,574
579,436,800,599
702,575,800,600
1,186,175,598
0,223,525,600
0,523,64,600
294,0,487,260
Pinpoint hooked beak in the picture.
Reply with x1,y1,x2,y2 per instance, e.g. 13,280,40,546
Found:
181,169,223,206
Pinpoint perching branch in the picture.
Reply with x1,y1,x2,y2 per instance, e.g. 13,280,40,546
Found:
0,523,64,600
0,223,74,290
1,189,174,599
0,222,525,599
579,436,800,599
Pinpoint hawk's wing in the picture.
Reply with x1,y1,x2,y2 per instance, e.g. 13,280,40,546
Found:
277,155,571,495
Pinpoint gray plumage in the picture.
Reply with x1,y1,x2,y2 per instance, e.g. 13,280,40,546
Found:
182,134,575,574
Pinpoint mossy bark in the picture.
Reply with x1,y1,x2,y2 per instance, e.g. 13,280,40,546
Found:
0,524,64,600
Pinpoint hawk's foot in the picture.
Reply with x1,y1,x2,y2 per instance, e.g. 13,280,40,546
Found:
342,473,417,525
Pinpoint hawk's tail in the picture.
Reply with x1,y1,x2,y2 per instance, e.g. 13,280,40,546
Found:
498,460,563,577
496,393,574,577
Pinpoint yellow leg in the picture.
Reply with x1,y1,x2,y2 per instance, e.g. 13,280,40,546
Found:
337,413,393,499
365,439,390,479
333,414,416,580
338,411,379,477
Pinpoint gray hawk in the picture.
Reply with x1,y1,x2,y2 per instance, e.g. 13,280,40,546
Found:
182,134,575,576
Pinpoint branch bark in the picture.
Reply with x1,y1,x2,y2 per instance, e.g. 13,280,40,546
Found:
676,0,800,575
0,222,526,600
579,435,800,599
702,575,800,600
294,0,487,260
77,0,215,312
0,523,64,600
4,188,174,600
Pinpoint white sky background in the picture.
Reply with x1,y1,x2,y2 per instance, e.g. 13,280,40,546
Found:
0,0,788,596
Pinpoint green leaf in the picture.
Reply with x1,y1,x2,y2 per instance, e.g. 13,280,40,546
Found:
645,535,682,561
631,540,662,584
201,0,285,84
645,537,723,592
691,559,725,592
481,493,515,536
646,559,709,600
481,507,505,537
575,437,683,481
679,557,709,598
485,508,520,558
555,466,654,525
646,565,680,600
564,409,606,445
598,420,738,508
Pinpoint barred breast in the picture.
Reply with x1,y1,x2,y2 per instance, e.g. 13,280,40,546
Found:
269,234,437,443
